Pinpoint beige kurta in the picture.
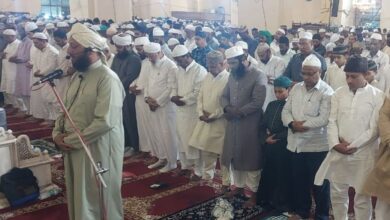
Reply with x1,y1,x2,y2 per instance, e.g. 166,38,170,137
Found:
189,70,229,154
52,60,125,220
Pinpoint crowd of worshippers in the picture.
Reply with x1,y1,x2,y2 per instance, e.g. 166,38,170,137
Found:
1,14,390,219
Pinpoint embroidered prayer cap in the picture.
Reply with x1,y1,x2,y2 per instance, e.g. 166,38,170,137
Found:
302,54,321,68
235,41,248,50
32,32,48,40
370,33,382,41
3,29,17,36
153,27,164,37
172,45,189,57
344,55,368,73
134,36,150,46
144,42,161,54
112,33,133,46
25,22,38,32
274,76,292,88
68,23,106,52
225,46,244,59
332,45,349,55
167,38,180,47
368,60,378,72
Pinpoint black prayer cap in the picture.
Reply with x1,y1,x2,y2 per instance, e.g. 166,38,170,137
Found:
279,36,289,44
344,55,368,73
313,33,321,40
332,45,349,55
368,60,378,72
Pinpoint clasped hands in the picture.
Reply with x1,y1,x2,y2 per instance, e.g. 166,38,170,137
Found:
171,96,185,106
333,138,357,155
199,110,215,123
129,85,141,95
290,120,309,133
145,97,160,111
53,133,73,151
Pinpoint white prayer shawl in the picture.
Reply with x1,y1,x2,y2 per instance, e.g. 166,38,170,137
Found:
184,37,197,52
256,55,286,110
171,60,207,159
324,65,348,91
1,39,20,94
315,84,384,192
30,44,59,119
189,70,229,154
144,56,179,164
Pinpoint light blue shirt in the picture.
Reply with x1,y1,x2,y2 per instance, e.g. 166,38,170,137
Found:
282,79,334,153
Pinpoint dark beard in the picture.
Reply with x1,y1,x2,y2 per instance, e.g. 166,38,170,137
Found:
117,50,130,59
139,53,147,60
231,63,246,78
72,52,91,72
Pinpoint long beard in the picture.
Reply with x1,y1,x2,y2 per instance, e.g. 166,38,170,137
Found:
231,63,246,78
117,50,130,59
72,52,91,72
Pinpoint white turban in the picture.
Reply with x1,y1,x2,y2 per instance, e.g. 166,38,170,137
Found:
185,24,196,31
112,34,133,46
235,41,248,50
68,23,106,52
106,27,117,36
225,46,244,59
299,31,313,40
125,30,135,36
25,22,38,32
302,54,321,68
32,32,48,40
370,33,383,41
57,21,69,28
3,29,16,36
144,42,161,54
172,45,189,57
134,36,150,46
297,27,305,33
153,27,164,37
162,23,170,29
277,28,286,35
124,24,134,29
202,27,213,33
167,38,180,47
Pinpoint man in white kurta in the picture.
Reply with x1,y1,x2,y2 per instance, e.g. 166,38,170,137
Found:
315,56,384,220
30,32,59,122
171,45,207,178
275,36,296,66
189,50,229,181
1,29,20,107
324,45,348,91
184,24,197,52
130,36,151,155
256,43,286,110
144,42,179,173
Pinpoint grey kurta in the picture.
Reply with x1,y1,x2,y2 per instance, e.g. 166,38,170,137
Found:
221,67,267,171
52,60,125,220
111,51,141,150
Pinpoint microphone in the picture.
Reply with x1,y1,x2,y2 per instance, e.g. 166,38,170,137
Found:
32,69,64,86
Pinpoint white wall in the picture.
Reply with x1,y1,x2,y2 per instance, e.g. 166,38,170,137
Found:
380,0,390,28
0,0,41,15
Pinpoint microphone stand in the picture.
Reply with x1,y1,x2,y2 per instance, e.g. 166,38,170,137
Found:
47,79,108,220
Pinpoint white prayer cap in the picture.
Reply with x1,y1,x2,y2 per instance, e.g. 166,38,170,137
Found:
162,23,170,29
32,32,48,40
370,33,382,41
45,23,55,29
124,23,134,29
297,27,305,33
338,27,344,33
36,20,45,26
350,28,356,33
68,18,77,24
277,28,286,35
202,26,213,33
225,46,244,59
215,31,222,36
106,26,117,36
325,42,336,52
292,38,299,43
125,30,135,36
330,33,340,43
57,21,69,28
3,29,16,36
146,23,155,29
302,54,321,68
68,23,106,51
153,27,164,37
325,32,332,37
185,24,196,31
110,23,119,29
112,34,132,46
319,28,326,33
299,31,313,40
373,28,379,33
235,41,248,50
90,25,100,31
25,22,38,32
144,42,161,54
168,28,182,35
134,36,150,46
257,43,270,54
167,38,180,47
362,30,369,34
172,45,189,57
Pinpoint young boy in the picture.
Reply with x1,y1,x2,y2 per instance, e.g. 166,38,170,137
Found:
364,60,379,89
257,76,293,214
324,45,349,91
